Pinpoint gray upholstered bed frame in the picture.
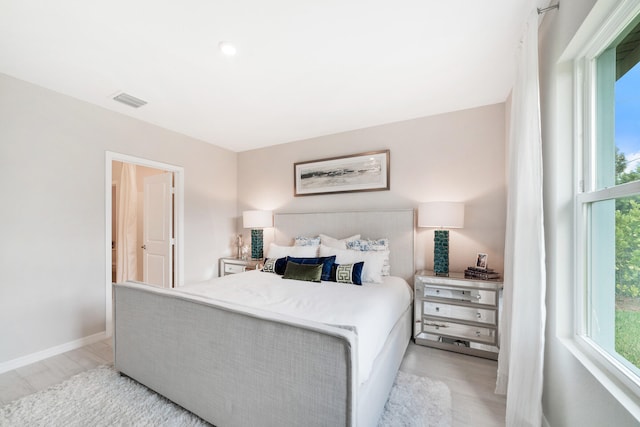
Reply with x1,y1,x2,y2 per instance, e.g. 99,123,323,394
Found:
113,210,414,427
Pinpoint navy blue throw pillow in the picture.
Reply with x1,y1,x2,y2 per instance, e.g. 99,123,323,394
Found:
274,257,288,275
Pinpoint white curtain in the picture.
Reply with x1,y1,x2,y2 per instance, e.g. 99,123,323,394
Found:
495,10,547,427
116,163,138,283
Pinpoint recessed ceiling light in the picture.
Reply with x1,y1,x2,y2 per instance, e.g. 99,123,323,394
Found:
219,41,237,56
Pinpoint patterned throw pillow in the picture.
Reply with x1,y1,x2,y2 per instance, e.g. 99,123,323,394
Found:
346,238,391,276
262,257,288,275
263,258,278,273
319,245,387,283
330,262,364,285
294,236,321,246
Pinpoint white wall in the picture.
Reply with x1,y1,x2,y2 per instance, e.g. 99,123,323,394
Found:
238,103,507,275
0,73,237,365
539,1,639,425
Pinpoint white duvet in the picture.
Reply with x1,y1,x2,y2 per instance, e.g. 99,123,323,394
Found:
179,270,412,384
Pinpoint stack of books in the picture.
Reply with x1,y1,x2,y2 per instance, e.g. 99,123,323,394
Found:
464,266,501,280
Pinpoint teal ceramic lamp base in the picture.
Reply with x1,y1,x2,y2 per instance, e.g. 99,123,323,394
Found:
433,229,449,276
250,229,264,260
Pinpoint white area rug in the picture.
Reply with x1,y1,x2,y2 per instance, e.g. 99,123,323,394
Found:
0,366,451,427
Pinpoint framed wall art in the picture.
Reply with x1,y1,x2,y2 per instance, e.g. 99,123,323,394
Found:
294,149,390,196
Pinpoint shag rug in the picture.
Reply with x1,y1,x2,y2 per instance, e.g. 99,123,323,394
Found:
0,366,451,427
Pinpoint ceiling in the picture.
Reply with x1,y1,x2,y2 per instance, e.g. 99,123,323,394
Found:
0,1,546,152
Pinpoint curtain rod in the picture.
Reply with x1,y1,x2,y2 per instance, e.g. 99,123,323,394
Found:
537,3,559,14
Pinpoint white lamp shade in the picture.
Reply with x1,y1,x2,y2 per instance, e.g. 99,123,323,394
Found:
242,210,273,229
418,202,464,228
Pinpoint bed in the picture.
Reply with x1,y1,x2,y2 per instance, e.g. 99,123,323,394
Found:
113,209,415,427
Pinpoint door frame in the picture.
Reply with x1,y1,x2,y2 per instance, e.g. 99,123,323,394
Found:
105,151,185,336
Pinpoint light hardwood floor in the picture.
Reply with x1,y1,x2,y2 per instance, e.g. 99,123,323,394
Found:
0,340,505,426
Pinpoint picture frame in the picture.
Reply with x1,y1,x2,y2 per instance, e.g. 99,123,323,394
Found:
294,150,390,196
475,253,488,270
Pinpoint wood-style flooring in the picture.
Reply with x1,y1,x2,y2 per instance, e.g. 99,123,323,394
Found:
0,340,506,426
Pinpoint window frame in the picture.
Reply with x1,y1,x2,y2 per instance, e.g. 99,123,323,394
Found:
573,0,640,404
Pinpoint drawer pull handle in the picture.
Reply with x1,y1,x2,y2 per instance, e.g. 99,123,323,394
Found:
475,295,482,300
475,331,481,337
435,307,440,312
425,322,447,329
476,312,482,318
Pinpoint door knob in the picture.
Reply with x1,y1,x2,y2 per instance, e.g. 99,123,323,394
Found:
141,245,147,250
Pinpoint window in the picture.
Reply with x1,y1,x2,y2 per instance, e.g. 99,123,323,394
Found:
577,10,640,391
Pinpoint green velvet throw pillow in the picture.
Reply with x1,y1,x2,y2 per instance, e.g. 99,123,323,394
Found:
282,261,323,283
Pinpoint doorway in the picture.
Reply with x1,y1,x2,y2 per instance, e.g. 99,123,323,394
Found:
112,161,174,286
105,151,184,336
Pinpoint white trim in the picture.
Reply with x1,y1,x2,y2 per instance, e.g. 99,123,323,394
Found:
105,151,185,336
560,0,640,61
577,180,640,203
0,332,107,374
567,0,640,421
562,338,640,421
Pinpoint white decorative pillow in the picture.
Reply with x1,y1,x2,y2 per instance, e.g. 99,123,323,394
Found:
319,244,388,284
319,234,361,250
294,236,321,247
346,238,391,276
267,243,318,259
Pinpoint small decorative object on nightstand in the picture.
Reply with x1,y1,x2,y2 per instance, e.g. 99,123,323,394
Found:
219,257,261,277
414,270,503,359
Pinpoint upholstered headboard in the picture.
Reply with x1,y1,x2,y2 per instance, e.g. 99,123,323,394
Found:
273,210,415,282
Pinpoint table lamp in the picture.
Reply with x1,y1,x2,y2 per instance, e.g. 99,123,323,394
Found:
242,210,273,260
418,202,465,276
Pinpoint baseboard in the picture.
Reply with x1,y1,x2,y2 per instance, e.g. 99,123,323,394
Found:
0,331,109,374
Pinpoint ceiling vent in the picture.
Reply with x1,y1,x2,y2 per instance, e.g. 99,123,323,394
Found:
113,92,147,108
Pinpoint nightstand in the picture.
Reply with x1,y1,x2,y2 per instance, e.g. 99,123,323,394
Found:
218,258,261,277
414,270,503,360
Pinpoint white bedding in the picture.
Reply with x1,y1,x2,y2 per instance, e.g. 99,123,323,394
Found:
180,270,412,383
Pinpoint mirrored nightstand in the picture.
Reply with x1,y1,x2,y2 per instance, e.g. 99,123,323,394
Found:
218,257,261,277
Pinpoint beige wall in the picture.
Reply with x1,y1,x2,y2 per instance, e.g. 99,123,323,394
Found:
238,103,507,274
0,73,237,365
540,0,639,425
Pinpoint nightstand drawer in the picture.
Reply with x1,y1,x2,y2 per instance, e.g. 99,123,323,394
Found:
219,258,260,276
423,286,496,306
422,318,497,346
423,301,497,325
224,263,248,274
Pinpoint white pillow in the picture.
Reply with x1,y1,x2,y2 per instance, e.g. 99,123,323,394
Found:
346,238,391,276
267,243,318,259
319,244,388,284
319,234,361,250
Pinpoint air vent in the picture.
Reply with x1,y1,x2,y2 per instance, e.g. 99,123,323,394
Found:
113,92,147,108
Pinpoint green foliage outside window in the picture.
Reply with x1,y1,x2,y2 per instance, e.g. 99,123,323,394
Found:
615,150,640,299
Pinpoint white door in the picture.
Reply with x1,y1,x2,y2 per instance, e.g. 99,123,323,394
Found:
142,172,173,288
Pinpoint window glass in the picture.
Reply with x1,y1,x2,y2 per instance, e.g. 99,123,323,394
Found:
586,17,640,380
